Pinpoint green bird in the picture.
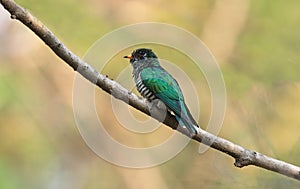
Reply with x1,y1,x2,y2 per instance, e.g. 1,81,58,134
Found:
124,48,199,136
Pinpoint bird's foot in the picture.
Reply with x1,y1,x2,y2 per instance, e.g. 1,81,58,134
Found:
148,99,168,122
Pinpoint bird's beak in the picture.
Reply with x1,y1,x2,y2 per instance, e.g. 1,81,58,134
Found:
123,55,133,59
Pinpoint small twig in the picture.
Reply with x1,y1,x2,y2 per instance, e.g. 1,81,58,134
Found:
1,0,300,180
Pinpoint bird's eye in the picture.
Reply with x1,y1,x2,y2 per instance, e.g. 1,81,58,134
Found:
136,53,145,60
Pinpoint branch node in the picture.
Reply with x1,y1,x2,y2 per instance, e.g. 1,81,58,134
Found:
234,157,252,168
234,150,256,168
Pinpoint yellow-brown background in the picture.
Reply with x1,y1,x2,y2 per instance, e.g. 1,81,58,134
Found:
0,0,300,188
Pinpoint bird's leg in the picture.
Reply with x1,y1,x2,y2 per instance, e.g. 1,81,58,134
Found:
147,99,168,123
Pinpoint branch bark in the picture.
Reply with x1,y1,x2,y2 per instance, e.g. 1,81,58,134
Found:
1,0,300,181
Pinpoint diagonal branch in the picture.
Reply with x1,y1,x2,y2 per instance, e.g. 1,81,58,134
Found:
1,0,300,181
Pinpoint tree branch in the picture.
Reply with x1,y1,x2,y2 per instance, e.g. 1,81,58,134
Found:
1,0,300,180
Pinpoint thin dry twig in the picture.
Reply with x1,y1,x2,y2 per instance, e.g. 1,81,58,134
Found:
1,0,300,181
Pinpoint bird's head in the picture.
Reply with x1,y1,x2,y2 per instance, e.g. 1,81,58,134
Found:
124,48,158,65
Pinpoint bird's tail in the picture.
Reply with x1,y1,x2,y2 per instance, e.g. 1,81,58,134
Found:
176,103,200,136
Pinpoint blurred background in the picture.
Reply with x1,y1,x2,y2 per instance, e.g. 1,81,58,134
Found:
1,0,300,188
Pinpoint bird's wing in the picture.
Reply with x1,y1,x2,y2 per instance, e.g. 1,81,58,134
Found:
141,67,199,132
140,67,184,115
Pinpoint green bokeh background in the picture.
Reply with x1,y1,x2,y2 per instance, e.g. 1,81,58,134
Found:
0,0,300,188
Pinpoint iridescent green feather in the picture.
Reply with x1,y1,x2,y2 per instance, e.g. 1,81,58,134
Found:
126,48,199,135
140,66,198,133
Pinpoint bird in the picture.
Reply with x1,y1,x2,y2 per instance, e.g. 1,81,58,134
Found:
124,48,199,136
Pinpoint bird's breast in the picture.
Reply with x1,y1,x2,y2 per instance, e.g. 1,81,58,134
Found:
135,77,156,101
